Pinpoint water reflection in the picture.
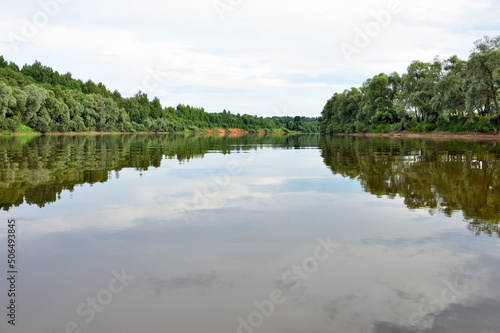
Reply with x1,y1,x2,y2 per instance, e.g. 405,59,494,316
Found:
319,136,500,238
2,134,500,333
2,134,499,238
0,134,319,210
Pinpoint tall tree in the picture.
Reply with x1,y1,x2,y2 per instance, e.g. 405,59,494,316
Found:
465,36,500,120
401,60,442,121
23,84,47,123
431,56,467,118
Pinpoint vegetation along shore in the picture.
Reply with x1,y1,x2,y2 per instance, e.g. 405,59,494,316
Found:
319,36,500,136
2,36,499,139
0,57,318,135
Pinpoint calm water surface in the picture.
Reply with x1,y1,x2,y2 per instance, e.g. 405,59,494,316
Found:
1,134,499,333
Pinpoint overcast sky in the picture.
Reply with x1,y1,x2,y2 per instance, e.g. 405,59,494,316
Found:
1,0,499,117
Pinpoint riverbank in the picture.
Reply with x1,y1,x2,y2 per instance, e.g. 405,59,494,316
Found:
4,129,500,142
336,131,500,142
1,128,292,137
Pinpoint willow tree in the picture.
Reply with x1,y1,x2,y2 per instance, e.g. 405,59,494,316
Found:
401,60,442,121
465,36,500,120
431,56,468,118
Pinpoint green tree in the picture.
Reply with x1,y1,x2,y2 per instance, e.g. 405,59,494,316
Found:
0,56,8,68
0,82,16,130
358,74,398,125
465,36,500,120
401,60,442,121
44,91,71,131
23,84,47,123
431,56,468,118
320,88,362,133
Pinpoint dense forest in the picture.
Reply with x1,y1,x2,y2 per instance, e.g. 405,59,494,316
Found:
0,58,319,134
320,36,500,134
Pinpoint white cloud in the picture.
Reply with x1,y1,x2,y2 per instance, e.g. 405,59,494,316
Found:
254,176,325,185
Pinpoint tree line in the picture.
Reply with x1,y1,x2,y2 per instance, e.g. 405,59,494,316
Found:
0,57,319,134
320,36,500,134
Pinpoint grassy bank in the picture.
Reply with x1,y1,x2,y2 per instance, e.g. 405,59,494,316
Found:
367,115,500,135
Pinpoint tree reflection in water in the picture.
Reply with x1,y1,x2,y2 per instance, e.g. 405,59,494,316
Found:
1,134,499,238
320,136,500,237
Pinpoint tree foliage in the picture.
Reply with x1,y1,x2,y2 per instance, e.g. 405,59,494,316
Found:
320,36,500,134
0,58,319,133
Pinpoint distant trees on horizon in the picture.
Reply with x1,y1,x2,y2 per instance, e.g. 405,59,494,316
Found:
0,57,319,134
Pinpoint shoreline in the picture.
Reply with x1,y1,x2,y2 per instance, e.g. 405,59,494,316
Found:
3,130,500,141
333,131,500,142
1,128,292,137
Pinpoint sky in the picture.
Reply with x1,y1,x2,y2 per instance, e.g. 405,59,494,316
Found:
0,0,499,117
